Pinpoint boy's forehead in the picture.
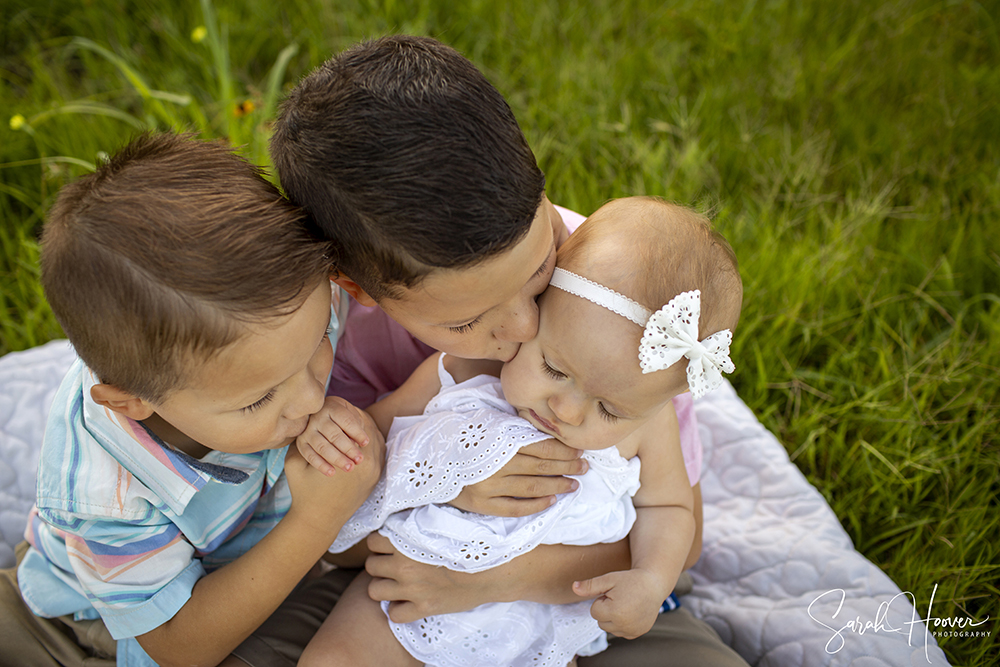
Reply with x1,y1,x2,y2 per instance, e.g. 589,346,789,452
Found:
392,201,557,323
181,281,333,407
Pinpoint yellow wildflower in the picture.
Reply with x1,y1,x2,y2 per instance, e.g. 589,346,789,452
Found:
9,114,25,130
191,26,207,43
233,100,255,117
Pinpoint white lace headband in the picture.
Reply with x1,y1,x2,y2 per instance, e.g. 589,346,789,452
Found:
548,267,735,398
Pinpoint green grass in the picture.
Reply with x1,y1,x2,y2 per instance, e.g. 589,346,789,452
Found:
2,0,997,664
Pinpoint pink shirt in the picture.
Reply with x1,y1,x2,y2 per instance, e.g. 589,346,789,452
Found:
329,205,702,485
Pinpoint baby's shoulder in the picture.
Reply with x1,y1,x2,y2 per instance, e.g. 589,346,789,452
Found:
625,400,681,460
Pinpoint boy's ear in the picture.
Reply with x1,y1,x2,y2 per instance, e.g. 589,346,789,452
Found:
90,384,156,421
331,272,377,307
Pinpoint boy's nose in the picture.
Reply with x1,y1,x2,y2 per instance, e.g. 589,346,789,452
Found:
494,298,538,344
285,370,326,421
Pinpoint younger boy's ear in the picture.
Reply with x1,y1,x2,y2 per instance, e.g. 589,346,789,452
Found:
331,272,377,307
90,384,156,421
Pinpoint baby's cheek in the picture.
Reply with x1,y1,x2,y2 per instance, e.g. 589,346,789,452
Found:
498,365,520,401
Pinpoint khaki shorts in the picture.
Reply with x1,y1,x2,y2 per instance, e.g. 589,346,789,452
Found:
0,542,116,667
232,569,750,667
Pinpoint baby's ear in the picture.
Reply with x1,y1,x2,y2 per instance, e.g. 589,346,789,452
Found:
90,384,156,420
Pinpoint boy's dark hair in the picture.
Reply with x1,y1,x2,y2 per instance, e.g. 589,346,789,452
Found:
41,132,332,403
270,34,546,301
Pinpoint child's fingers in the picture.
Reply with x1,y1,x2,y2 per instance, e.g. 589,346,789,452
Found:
481,494,558,518
572,572,616,600
313,421,366,465
517,439,584,462
322,398,371,448
297,434,355,475
315,440,358,472
295,439,336,476
587,594,628,636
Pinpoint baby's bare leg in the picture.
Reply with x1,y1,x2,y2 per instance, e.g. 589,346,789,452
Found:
298,571,420,667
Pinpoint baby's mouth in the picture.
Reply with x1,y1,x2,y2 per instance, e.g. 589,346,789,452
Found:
529,409,560,436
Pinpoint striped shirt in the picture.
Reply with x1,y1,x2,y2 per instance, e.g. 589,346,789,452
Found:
17,288,349,665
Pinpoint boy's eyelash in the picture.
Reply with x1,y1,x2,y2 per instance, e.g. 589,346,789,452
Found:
241,391,275,414
541,360,565,380
598,403,620,423
241,323,328,416
449,316,482,334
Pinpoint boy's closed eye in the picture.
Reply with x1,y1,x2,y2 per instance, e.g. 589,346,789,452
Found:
449,314,483,334
241,390,276,414
446,247,554,336
239,322,333,416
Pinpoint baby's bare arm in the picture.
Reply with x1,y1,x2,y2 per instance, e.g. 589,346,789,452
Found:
365,353,445,436
573,403,696,638
686,483,704,570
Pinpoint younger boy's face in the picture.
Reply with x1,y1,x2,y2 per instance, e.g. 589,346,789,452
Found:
145,281,334,457
378,197,568,362
500,285,685,452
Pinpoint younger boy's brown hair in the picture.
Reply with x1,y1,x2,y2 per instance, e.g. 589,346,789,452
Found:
41,132,333,403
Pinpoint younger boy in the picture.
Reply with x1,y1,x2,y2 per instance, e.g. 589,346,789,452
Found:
0,133,383,667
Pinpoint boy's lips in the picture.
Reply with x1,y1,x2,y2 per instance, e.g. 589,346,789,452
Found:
529,409,560,436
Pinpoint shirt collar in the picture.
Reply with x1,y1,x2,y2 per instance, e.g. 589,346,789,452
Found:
78,364,275,515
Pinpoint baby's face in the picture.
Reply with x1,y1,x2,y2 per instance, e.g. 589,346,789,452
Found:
147,280,335,456
500,284,685,451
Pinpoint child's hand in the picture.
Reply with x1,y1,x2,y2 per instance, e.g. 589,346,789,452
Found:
297,396,380,476
572,568,669,639
284,443,383,535
449,439,588,516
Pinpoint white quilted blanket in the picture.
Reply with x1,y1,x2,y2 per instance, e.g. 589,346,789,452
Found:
0,340,949,666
